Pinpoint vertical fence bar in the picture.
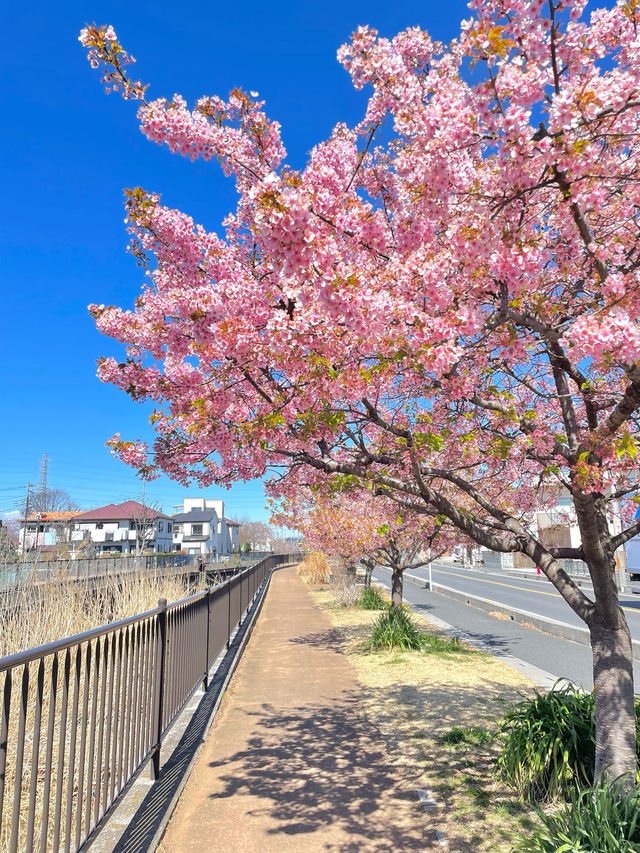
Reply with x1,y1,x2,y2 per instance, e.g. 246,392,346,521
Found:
122,628,135,784
109,633,123,806
129,623,142,775
63,649,82,853
102,636,116,811
151,600,167,780
9,666,29,852
204,589,211,689
0,671,13,832
25,660,45,853
93,638,109,824
52,649,71,853
39,654,58,853
74,645,92,851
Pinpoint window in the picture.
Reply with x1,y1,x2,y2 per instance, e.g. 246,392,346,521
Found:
158,521,164,532
192,524,203,536
96,523,103,530
168,523,173,533
174,524,182,534
105,532,114,542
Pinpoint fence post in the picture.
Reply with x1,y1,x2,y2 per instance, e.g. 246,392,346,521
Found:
226,581,231,650
203,588,211,690
151,598,168,780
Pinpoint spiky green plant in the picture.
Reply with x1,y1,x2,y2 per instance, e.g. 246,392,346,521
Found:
358,586,387,610
497,682,596,801
365,606,428,650
518,782,640,852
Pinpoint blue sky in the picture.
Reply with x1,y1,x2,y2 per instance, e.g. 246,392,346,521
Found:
1,0,470,521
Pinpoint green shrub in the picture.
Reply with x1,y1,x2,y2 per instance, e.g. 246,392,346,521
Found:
440,726,495,747
358,586,387,610
498,682,640,802
518,782,640,853
365,606,428,650
497,682,596,801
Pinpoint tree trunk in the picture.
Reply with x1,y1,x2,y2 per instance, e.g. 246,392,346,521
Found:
590,616,637,785
364,561,373,589
391,567,403,608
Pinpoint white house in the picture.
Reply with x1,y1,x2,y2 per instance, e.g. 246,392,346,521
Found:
71,501,174,555
19,511,82,555
172,498,240,559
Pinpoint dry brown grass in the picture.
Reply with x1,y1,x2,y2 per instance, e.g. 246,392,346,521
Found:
296,551,332,585
310,588,542,852
0,570,197,658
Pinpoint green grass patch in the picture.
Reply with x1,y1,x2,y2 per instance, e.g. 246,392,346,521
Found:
422,633,470,654
440,726,496,747
358,586,387,610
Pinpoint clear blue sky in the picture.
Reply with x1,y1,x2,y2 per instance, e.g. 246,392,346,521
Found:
1,0,469,520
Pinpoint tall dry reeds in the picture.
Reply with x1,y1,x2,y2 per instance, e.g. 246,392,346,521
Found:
0,570,197,659
296,551,332,585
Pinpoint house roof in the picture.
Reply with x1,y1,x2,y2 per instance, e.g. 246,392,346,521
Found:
172,510,217,523
224,518,240,527
25,511,83,522
74,501,171,521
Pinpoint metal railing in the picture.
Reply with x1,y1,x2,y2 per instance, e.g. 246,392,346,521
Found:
0,553,298,852
0,554,195,592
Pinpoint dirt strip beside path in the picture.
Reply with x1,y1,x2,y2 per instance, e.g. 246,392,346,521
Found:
159,565,435,852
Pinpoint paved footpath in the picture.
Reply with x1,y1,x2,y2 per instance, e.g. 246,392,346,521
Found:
159,565,435,852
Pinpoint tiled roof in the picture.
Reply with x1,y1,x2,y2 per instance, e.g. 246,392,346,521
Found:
74,501,171,521
26,511,83,521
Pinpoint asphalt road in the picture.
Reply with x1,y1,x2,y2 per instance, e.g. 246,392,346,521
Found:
372,565,640,692
407,563,640,641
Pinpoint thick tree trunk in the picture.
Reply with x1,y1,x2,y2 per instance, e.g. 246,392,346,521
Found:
590,617,637,785
391,567,403,608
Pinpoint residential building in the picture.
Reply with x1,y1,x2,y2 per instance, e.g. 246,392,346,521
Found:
172,498,240,558
19,511,82,555
479,487,629,587
71,501,174,555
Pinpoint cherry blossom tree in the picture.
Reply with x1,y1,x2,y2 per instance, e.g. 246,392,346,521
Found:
273,486,451,604
80,0,640,782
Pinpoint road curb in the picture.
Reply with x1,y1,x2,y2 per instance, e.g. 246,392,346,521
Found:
404,573,640,663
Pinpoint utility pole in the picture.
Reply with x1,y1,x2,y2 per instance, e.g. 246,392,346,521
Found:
22,482,34,566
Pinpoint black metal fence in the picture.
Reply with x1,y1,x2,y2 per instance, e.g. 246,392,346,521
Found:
0,554,195,591
0,553,297,852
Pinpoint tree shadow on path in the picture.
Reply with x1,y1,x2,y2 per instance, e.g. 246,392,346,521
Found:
206,690,436,851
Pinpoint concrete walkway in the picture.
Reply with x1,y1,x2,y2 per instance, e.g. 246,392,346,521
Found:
158,565,435,852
